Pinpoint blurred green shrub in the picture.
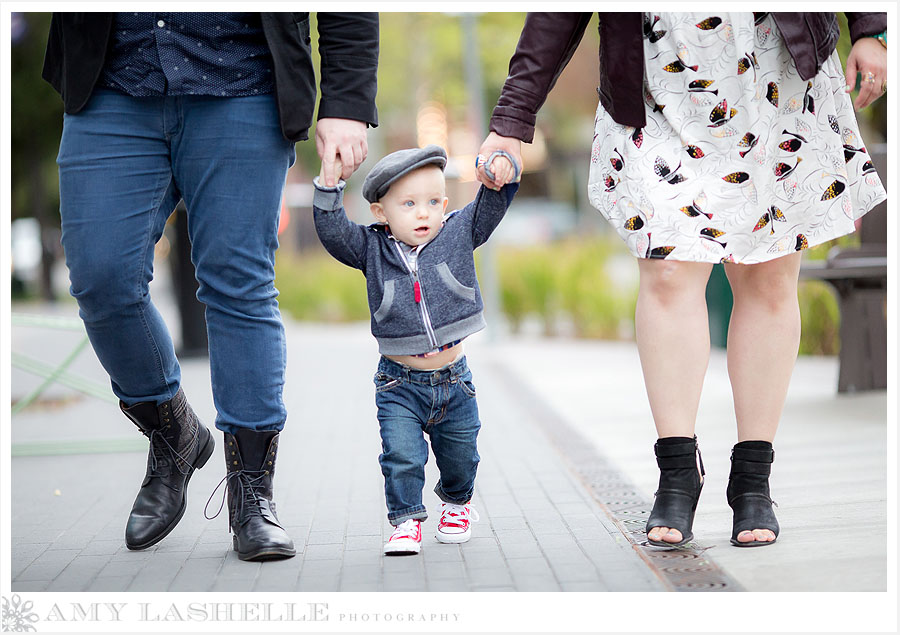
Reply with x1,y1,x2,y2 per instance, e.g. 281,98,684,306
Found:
555,239,636,339
495,237,637,339
274,251,369,323
493,244,559,334
798,280,841,355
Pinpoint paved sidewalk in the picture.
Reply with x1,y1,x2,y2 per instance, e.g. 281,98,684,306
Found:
9,302,888,593
10,315,663,593
488,334,889,592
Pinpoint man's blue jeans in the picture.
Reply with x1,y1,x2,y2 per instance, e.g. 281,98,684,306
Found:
374,355,481,526
58,89,295,432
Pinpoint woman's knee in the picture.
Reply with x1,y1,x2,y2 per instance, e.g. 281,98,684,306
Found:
726,260,801,312
638,259,711,306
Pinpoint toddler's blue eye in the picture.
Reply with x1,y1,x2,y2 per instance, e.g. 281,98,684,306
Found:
404,200,414,207
430,199,439,205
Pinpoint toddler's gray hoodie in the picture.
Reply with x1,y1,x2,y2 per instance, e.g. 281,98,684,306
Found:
313,180,518,355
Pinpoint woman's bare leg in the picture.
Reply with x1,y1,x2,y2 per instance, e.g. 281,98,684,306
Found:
636,259,713,544
723,252,802,543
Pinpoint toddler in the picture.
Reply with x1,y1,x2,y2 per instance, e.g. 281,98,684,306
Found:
312,145,518,554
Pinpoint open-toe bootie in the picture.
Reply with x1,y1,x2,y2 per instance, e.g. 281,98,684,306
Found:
646,435,704,548
727,440,779,547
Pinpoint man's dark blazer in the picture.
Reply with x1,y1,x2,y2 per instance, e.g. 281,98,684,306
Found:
43,12,379,141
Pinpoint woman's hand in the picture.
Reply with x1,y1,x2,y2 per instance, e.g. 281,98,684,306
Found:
476,132,523,190
845,36,887,110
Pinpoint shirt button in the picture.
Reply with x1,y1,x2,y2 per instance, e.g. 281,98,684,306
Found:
157,20,165,27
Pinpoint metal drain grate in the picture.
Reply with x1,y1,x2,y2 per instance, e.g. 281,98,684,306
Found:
493,361,743,592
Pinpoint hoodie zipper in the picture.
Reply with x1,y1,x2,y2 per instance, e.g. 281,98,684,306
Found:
393,242,439,350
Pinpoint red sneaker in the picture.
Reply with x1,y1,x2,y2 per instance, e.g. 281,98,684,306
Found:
435,503,479,544
384,519,422,555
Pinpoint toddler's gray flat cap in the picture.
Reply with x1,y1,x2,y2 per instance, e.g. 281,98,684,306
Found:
362,145,447,203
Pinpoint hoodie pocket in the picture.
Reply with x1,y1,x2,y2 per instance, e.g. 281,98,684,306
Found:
436,262,476,302
373,278,395,323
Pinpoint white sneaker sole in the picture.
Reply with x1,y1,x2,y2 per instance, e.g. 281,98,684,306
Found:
435,528,471,544
384,538,421,555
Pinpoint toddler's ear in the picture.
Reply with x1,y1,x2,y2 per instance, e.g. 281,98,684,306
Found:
370,202,387,223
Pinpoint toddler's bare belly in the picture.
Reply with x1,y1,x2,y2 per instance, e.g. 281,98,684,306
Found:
385,343,463,370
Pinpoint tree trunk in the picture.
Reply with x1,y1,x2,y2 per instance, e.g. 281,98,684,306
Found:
29,151,57,302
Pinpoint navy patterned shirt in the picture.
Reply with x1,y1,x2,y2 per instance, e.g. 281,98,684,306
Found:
98,13,274,97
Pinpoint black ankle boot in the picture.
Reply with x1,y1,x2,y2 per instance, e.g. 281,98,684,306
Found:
121,388,215,550
222,429,295,561
727,440,779,547
646,436,705,547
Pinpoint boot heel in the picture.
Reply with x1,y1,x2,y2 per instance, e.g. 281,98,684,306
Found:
194,427,215,471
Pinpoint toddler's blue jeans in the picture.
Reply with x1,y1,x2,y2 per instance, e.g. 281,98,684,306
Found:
374,355,481,526
58,89,295,432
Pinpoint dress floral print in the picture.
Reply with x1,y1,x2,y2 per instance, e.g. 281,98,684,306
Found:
588,12,887,264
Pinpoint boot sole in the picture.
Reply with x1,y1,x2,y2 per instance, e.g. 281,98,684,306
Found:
236,549,297,561
646,534,694,548
125,428,216,551
233,535,296,561
730,537,778,547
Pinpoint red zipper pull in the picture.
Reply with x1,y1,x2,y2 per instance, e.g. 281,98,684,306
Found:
414,280,421,303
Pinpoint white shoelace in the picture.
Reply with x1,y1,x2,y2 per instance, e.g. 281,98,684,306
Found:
390,519,420,540
440,503,480,527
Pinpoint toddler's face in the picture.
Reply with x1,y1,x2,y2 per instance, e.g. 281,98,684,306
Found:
371,166,449,246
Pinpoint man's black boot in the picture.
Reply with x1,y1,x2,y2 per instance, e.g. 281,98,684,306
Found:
223,429,295,561
121,388,215,550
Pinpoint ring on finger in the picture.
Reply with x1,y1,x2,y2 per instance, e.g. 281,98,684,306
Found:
882,79,888,93
864,71,876,84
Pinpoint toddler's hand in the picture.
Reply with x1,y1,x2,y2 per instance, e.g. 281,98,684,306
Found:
319,157,344,186
476,132,523,190
477,151,519,190
487,156,515,187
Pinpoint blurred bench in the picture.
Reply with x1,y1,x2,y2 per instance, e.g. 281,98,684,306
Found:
800,145,886,392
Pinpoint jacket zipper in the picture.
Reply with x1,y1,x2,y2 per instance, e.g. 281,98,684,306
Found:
393,242,439,349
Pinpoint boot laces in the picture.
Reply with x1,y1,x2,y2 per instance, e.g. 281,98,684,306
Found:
145,427,196,476
204,469,269,530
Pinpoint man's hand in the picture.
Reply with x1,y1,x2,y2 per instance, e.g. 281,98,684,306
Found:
316,118,368,186
845,37,887,110
476,132,523,190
